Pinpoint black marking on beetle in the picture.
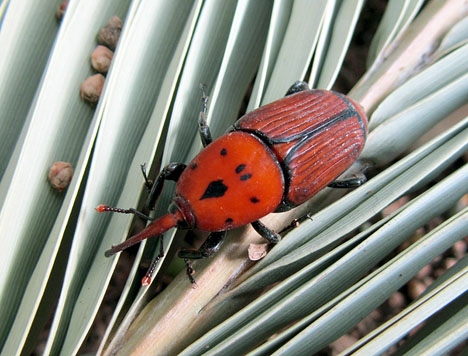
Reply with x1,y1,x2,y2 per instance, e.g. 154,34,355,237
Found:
240,173,252,181
200,180,228,200
250,196,260,203
220,148,227,156
189,162,198,170
235,164,246,174
225,218,233,225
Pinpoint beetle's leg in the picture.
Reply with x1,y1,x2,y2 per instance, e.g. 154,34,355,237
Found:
285,81,310,96
251,220,281,243
184,258,197,285
279,213,313,234
328,172,367,189
146,162,186,211
198,83,212,147
178,231,226,259
140,163,153,191
178,231,226,284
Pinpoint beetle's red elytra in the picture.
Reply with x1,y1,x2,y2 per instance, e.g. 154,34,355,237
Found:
234,89,367,210
97,82,368,285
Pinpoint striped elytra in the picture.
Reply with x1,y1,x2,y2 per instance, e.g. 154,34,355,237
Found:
234,90,368,211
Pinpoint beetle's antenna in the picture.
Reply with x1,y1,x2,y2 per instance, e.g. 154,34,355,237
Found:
96,204,154,221
141,240,165,286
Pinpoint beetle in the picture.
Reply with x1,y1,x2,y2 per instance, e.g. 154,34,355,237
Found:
97,81,368,285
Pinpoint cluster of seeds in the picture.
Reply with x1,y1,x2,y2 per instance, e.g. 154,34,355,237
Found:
48,1,73,192
49,8,123,191
80,16,122,105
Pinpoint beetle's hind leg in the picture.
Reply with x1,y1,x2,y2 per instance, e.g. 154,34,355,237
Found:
285,81,310,96
328,171,367,189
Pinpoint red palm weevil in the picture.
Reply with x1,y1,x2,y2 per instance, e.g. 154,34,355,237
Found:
97,81,368,285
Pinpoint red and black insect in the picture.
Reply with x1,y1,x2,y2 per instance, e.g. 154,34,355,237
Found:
97,81,368,285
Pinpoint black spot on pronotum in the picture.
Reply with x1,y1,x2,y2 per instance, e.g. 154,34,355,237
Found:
240,173,252,181
250,196,260,203
234,163,252,181
235,164,246,174
220,148,227,156
225,218,233,225
200,180,228,200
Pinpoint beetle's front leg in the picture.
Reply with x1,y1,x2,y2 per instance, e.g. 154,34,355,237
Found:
178,231,226,284
145,162,187,211
178,231,226,259
198,84,212,147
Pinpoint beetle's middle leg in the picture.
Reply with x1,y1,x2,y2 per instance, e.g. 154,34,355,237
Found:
251,220,281,243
